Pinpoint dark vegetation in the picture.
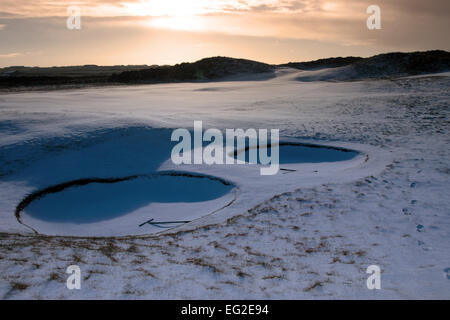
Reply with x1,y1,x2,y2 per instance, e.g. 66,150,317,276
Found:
0,65,148,89
0,57,273,90
294,50,450,81
350,50,450,79
1,51,449,90
279,56,363,70
110,57,274,83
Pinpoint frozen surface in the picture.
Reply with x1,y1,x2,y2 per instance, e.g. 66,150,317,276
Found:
25,175,233,224
234,143,359,164
0,68,449,299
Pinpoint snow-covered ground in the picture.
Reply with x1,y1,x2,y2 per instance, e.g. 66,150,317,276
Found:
0,69,449,299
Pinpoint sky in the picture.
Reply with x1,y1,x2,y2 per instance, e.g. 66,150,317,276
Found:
0,0,449,67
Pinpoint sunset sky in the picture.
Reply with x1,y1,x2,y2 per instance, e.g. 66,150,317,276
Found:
0,0,449,67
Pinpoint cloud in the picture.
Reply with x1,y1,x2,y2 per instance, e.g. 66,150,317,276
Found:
0,0,448,25
0,1,350,17
0,1,448,67
0,52,23,58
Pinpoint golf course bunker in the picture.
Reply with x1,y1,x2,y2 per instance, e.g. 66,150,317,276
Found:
233,142,359,164
16,172,235,236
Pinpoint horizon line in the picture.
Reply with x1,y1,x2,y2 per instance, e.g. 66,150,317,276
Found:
1,49,449,69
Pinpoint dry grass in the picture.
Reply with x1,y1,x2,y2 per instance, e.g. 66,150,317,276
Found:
135,268,157,278
49,272,62,281
10,281,29,291
303,280,324,292
185,258,223,273
262,275,285,280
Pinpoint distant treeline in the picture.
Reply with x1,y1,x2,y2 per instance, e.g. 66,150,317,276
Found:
0,64,148,89
0,75,110,88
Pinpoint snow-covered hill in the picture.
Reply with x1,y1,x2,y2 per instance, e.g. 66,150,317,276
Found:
295,50,450,81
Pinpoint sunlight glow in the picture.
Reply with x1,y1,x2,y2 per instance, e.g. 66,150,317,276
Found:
123,0,212,17
148,16,206,31
322,2,338,11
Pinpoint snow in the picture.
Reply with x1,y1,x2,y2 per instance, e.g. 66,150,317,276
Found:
0,68,449,299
